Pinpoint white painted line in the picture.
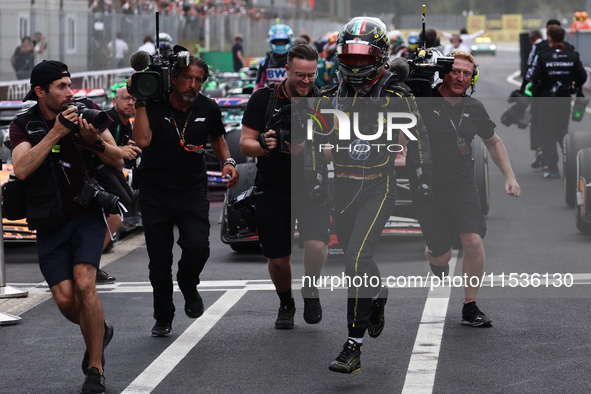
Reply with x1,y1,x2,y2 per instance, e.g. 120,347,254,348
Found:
506,70,521,87
121,288,247,394
401,250,458,394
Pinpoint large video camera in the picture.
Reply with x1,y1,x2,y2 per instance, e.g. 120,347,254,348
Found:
403,5,454,97
128,12,191,99
405,51,454,97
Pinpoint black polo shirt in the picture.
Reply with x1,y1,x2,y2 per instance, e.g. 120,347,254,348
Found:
139,92,225,193
242,81,313,193
419,87,495,193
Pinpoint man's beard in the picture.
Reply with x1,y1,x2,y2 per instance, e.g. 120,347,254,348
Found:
180,92,197,102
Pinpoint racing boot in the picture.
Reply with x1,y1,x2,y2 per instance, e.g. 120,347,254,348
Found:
329,339,362,373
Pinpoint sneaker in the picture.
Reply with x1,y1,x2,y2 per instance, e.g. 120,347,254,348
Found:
301,287,322,324
542,170,560,179
329,339,362,373
368,286,388,338
275,305,295,329
96,269,116,284
185,291,204,319
531,150,543,169
461,301,492,327
81,367,106,394
81,321,114,374
429,262,449,279
151,320,173,337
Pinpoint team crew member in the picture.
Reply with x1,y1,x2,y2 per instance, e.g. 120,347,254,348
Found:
255,24,294,90
522,20,575,169
132,53,239,337
10,60,123,393
241,44,331,329
414,50,520,327
317,17,433,374
530,25,587,178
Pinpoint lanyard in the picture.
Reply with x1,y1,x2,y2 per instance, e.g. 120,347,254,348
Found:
443,103,465,133
170,109,204,152
441,103,470,157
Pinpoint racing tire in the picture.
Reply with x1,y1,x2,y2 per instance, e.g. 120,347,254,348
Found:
220,162,261,253
472,138,490,216
563,132,591,207
224,130,248,164
575,148,591,234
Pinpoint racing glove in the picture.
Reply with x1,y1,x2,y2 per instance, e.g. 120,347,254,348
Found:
416,164,434,205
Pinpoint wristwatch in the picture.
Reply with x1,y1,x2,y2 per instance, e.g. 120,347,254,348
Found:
223,158,237,168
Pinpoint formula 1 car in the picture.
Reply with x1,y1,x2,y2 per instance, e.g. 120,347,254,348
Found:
563,131,591,207
575,147,591,233
204,97,252,189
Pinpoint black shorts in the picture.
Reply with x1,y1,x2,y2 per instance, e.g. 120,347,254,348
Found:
36,213,106,288
256,189,331,259
414,177,486,258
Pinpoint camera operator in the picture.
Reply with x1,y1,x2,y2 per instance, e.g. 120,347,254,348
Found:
9,60,122,393
317,17,433,374
412,50,520,328
131,55,239,337
97,87,142,263
530,25,587,178
240,44,331,330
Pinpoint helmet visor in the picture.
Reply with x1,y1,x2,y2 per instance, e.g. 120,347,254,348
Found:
338,54,377,65
337,43,383,57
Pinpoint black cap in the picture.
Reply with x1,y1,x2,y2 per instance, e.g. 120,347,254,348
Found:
23,60,71,102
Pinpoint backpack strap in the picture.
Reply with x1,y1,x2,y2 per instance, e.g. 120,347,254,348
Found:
263,83,279,127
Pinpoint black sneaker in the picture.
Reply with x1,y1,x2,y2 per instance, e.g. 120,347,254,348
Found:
151,320,173,337
461,301,492,327
96,269,116,284
275,305,295,329
329,339,362,373
185,291,204,319
81,367,106,394
531,150,543,169
301,287,322,324
429,262,449,279
81,321,114,374
368,286,388,338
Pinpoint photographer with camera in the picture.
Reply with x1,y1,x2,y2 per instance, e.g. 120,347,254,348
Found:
240,44,331,330
316,17,433,374
529,25,587,179
97,86,142,263
9,60,123,393
413,50,520,328
131,53,239,338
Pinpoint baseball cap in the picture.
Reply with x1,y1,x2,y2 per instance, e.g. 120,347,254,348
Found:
23,60,71,102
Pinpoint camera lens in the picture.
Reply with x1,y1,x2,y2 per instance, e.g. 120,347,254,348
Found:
135,73,160,97
82,109,108,129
